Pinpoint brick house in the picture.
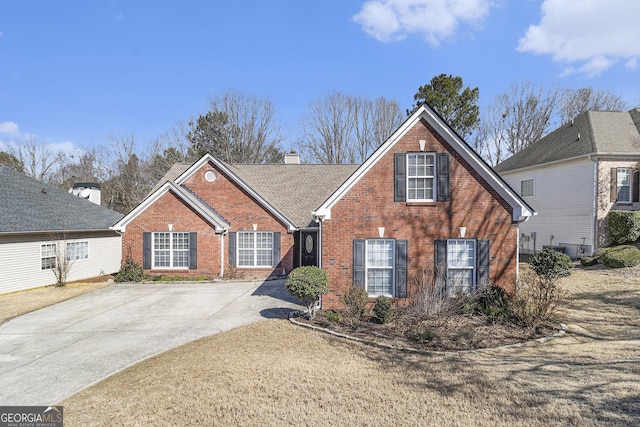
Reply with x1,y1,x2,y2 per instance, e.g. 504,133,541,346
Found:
113,104,533,308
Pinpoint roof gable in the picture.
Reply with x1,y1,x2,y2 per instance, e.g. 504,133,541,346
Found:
0,166,123,234
314,104,534,222
112,181,230,232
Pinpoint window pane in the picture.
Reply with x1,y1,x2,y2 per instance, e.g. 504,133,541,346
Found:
67,242,89,261
41,244,57,270
447,269,473,295
521,179,534,197
367,269,392,295
367,240,393,267
154,251,170,267
617,169,631,202
154,233,170,250
238,249,254,266
448,240,475,268
256,249,272,266
408,154,434,178
256,232,272,250
173,233,190,250
238,232,254,250
173,250,189,267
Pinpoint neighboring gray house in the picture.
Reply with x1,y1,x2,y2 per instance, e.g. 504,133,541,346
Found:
0,166,124,294
495,108,640,258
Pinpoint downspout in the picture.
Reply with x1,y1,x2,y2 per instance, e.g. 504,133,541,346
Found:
220,232,225,278
318,219,323,269
591,156,599,255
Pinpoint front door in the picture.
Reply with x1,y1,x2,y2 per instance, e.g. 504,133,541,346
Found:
300,230,319,266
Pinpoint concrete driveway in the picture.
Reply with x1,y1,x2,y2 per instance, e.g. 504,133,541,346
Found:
0,279,302,405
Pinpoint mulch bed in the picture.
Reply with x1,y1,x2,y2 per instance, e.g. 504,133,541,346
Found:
294,309,558,352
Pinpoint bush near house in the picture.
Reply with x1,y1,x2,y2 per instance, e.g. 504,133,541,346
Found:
607,210,640,244
599,245,640,268
285,266,329,319
529,248,572,280
114,257,147,283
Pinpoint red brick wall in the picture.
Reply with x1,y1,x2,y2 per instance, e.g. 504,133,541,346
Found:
321,118,518,309
122,161,295,278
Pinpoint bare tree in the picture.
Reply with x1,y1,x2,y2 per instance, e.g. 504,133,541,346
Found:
46,234,74,287
557,87,629,125
8,138,68,182
297,92,403,164
186,91,284,163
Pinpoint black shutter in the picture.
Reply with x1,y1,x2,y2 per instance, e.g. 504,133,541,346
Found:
633,171,639,203
610,168,617,202
143,232,151,269
272,232,281,268
228,232,236,267
394,153,406,202
437,153,450,202
434,239,447,292
477,239,490,290
395,240,408,298
353,240,366,289
188,232,197,269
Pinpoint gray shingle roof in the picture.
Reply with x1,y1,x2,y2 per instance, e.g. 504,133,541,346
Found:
0,166,124,234
152,161,358,228
495,109,640,173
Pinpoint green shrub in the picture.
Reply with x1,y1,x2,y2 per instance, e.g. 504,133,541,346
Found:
580,256,597,267
285,266,329,319
323,310,342,324
114,257,146,283
372,295,393,324
600,245,640,268
607,210,640,244
341,286,369,320
529,248,572,280
475,284,511,323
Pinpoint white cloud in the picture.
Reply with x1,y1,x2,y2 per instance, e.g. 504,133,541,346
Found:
518,0,640,76
0,121,20,136
353,0,493,45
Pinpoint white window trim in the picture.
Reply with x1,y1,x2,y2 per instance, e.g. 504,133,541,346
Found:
152,232,190,270
617,168,632,203
365,239,395,297
446,239,476,294
66,241,89,261
520,179,535,197
406,152,436,202
41,243,57,270
237,231,273,268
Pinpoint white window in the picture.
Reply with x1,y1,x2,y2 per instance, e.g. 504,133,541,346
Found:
41,243,57,270
238,231,273,267
66,241,89,261
366,239,395,296
520,179,534,197
447,239,476,295
152,232,189,269
617,168,631,203
407,153,435,202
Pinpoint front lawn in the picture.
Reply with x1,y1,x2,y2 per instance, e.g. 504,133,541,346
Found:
61,268,640,426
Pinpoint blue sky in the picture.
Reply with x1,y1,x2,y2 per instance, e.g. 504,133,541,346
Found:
1,0,639,154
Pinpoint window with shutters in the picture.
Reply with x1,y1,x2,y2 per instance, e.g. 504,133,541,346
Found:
617,168,631,203
238,231,273,267
520,179,534,197
366,239,395,296
407,153,435,201
446,239,476,295
152,232,190,269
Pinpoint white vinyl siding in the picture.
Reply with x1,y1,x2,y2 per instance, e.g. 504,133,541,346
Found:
366,239,394,296
153,232,189,269
238,231,273,267
617,168,631,203
520,179,534,197
1,233,122,295
500,158,595,258
407,153,435,201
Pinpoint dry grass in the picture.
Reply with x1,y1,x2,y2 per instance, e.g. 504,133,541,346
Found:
0,279,112,325
60,268,640,426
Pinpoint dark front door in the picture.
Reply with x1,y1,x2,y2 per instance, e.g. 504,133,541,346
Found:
300,230,319,266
